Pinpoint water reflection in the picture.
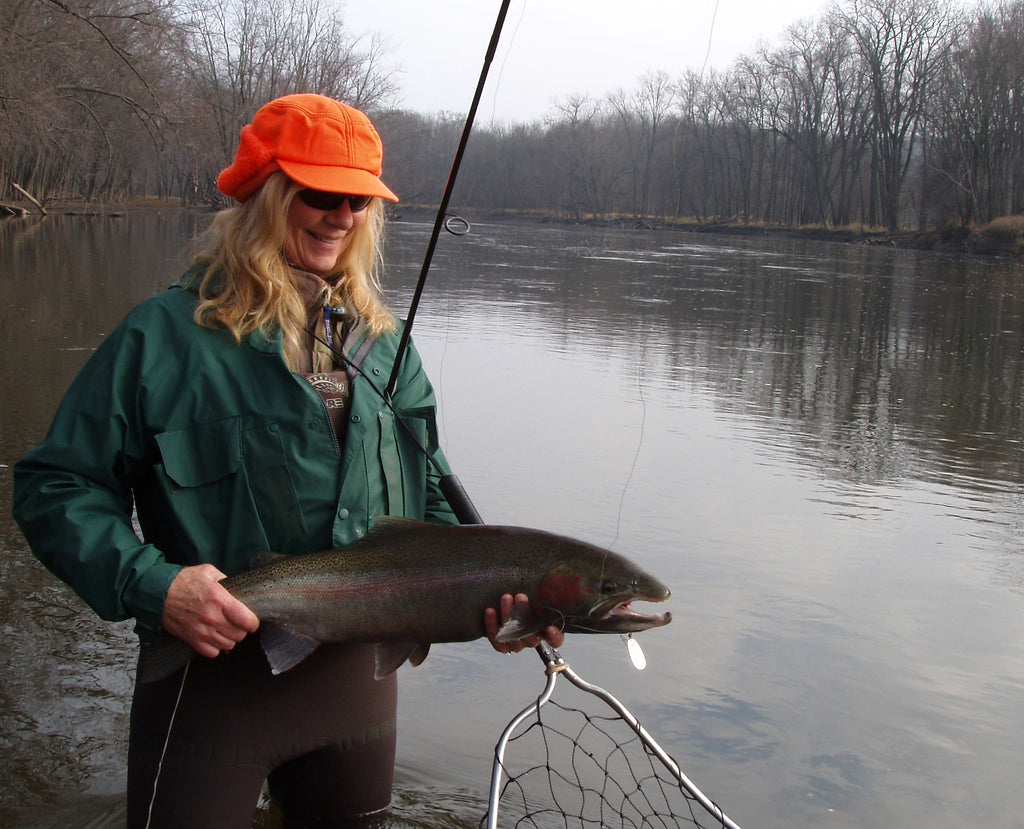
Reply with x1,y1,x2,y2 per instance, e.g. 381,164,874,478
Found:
1,214,1022,828
395,223,1024,494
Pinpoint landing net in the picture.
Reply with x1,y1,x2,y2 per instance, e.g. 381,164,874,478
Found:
483,643,743,829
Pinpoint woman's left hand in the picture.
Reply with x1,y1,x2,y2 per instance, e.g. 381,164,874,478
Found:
485,592,565,654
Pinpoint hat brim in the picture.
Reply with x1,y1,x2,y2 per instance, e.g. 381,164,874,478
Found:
278,159,398,202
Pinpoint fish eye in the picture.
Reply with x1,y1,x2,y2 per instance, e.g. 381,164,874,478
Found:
601,580,619,594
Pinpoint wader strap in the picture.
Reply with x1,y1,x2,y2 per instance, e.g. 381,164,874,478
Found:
341,320,379,384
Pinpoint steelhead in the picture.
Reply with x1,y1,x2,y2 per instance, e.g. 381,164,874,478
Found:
138,517,671,682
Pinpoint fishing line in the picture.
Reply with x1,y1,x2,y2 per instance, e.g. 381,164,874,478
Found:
613,350,650,676
606,0,723,546
609,0,720,663
610,339,648,551
143,660,191,829
434,277,454,452
607,0,721,548
486,0,526,123
700,0,721,78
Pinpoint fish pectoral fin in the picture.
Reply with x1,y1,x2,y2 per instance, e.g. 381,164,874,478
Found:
408,642,430,667
374,641,429,680
260,622,320,675
495,604,546,643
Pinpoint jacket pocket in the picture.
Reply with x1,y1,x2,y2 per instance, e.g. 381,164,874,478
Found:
240,421,309,551
146,417,307,564
157,419,242,489
379,407,435,520
149,418,261,561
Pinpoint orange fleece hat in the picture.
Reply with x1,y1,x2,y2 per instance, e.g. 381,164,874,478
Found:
217,93,398,203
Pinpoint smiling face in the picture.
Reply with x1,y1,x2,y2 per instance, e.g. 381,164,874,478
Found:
284,191,369,275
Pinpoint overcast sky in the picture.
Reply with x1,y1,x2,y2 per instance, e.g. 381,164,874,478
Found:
341,0,831,123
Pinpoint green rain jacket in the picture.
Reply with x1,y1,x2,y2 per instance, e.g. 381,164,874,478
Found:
12,272,457,641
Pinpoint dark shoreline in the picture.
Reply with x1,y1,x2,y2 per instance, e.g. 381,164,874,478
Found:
4,200,1022,257
393,205,1024,256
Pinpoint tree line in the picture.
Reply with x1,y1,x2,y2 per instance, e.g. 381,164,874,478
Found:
2,0,1022,231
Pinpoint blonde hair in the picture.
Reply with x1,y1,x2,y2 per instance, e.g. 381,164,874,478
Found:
194,173,395,369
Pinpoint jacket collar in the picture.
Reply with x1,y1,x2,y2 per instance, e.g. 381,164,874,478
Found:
175,264,318,356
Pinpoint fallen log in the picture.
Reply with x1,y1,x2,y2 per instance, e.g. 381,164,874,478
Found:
11,183,47,215
0,202,28,217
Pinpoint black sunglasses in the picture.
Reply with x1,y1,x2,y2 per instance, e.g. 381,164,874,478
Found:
296,189,373,212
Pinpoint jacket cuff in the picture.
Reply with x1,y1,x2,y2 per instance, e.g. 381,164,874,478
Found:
125,561,183,641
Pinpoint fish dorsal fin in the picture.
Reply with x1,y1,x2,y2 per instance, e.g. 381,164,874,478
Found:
249,551,287,569
374,640,430,679
494,603,546,643
364,516,431,542
260,622,320,675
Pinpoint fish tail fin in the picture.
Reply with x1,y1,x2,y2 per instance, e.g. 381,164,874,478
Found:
137,638,195,684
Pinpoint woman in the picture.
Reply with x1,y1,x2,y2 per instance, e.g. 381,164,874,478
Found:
12,93,561,828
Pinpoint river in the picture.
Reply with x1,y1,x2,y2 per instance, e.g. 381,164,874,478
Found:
1,212,1022,828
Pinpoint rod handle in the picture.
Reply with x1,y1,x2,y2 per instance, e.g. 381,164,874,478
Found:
440,473,484,525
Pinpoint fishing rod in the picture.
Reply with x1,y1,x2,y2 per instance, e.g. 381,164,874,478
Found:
310,319,484,523
384,0,513,525
384,0,511,398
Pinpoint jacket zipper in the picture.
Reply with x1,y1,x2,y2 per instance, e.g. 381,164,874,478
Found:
319,393,343,457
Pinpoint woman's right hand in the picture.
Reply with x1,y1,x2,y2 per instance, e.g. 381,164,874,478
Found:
484,593,565,654
160,565,260,658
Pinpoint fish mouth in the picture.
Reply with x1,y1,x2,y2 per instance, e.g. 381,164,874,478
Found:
584,596,672,634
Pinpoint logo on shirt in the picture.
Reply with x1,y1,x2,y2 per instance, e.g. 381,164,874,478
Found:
307,374,349,408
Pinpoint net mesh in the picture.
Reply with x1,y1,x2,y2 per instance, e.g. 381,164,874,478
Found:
485,693,732,829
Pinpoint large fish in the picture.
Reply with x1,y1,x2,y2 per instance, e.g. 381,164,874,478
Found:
139,517,671,682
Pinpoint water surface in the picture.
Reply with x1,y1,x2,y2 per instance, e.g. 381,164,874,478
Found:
1,213,1022,828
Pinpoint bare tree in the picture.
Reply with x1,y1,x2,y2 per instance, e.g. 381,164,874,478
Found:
673,69,727,222
838,0,956,229
4,0,1022,232
929,0,1024,224
607,71,675,220
0,0,176,200
756,14,873,227
166,0,399,203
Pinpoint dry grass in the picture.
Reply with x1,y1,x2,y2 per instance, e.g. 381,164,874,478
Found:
977,215,1024,253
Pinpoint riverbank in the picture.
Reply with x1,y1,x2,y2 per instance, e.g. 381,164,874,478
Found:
392,205,1024,256
4,198,1022,256
499,210,1024,256
670,215,1024,256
